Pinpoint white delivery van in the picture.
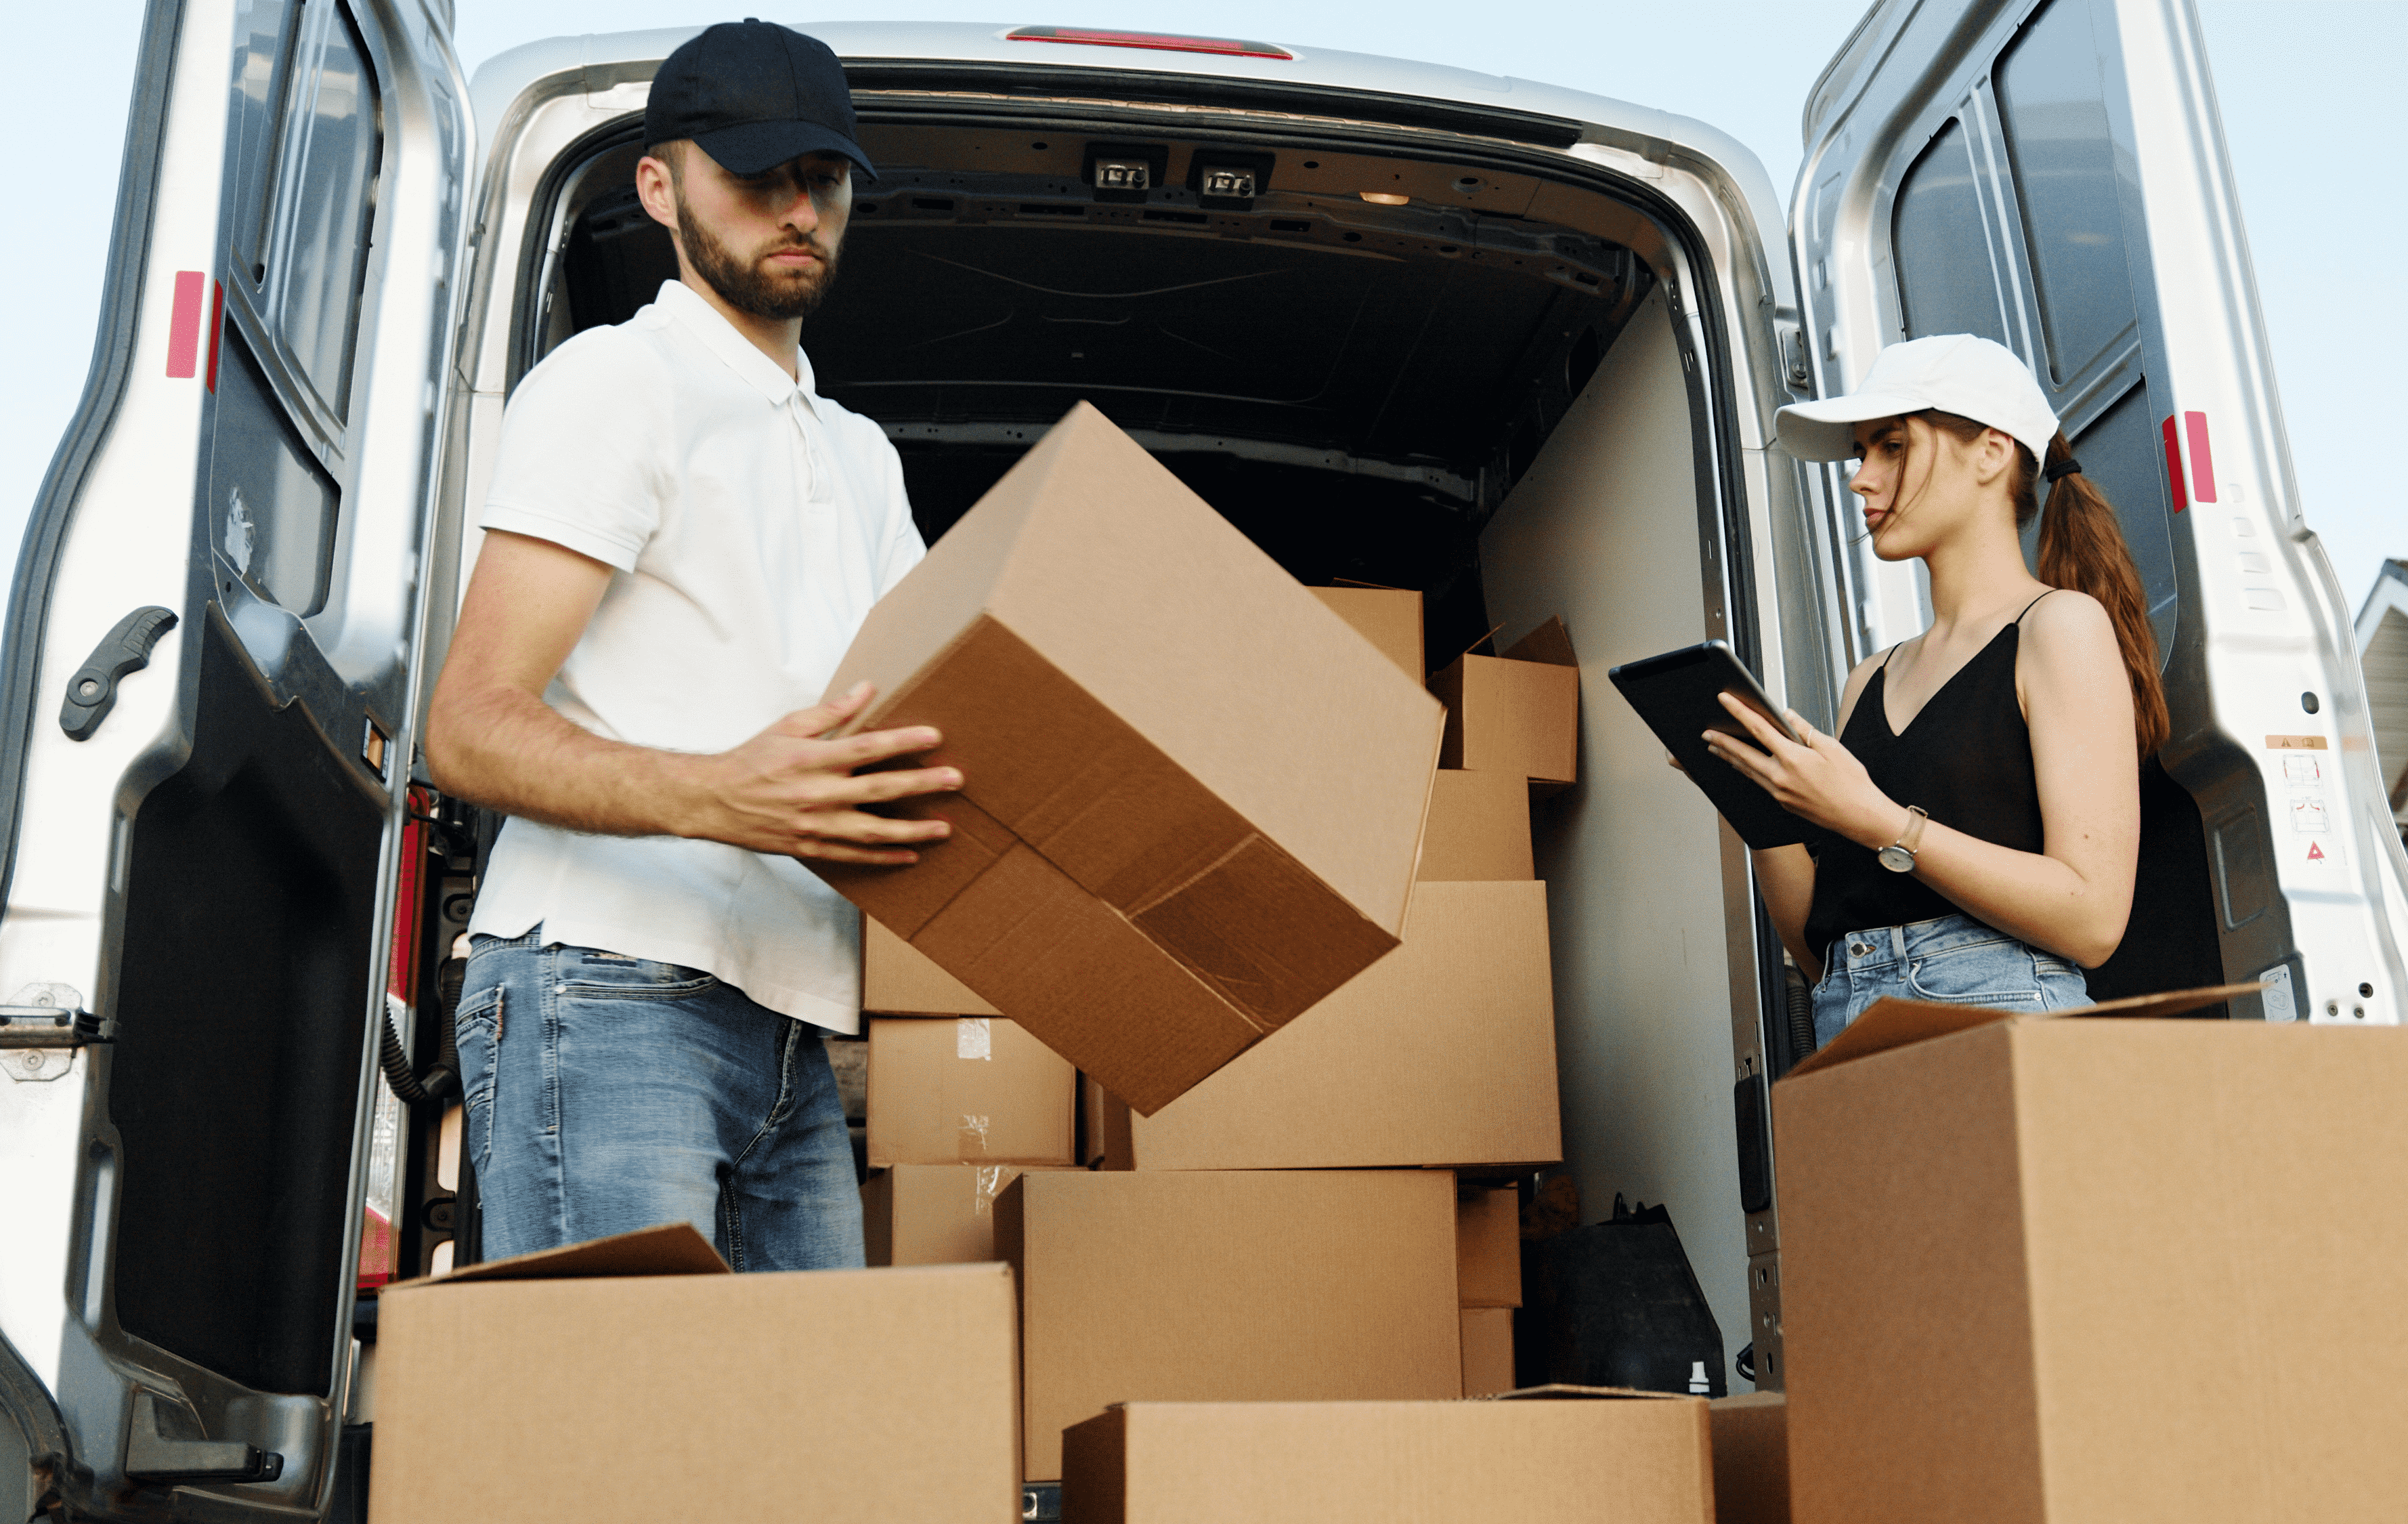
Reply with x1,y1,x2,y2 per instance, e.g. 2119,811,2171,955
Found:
3,1,2401,1517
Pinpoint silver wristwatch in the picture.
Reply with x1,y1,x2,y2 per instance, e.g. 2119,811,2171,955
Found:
1876,807,1930,873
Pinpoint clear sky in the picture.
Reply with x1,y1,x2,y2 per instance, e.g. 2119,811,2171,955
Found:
12,2,2401,617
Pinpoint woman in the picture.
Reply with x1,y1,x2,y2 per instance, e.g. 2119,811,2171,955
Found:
1706,334,2167,1046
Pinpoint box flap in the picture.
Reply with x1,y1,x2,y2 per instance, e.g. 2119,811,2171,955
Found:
1501,616,1577,669
1781,981,2266,1082
1482,1383,1689,1403
386,1223,729,1291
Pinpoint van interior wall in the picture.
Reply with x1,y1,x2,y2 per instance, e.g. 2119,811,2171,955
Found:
1478,286,1750,1392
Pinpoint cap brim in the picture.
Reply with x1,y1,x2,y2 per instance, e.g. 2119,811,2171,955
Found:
1773,392,1927,461
690,120,878,182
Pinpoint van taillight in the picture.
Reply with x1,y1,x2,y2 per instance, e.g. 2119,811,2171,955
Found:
1004,24,1293,60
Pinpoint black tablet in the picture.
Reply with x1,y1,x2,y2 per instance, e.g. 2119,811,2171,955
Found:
1607,640,1815,849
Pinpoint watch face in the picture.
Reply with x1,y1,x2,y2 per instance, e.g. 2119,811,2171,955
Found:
1877,844,1915,873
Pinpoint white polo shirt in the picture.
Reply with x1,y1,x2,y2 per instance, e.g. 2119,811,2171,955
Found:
467,278,924,1033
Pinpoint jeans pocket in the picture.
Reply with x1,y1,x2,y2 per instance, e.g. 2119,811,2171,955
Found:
555,948,718,1000
454,983,504,1174
1904,938,2042,1006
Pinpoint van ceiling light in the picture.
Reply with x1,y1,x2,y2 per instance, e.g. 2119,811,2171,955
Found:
1006,25,1294,60
1359,192,1411,206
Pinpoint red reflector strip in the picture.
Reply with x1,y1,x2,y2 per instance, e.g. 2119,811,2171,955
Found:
2184,410,2216,503
205,279,225,393
1004,24,1293,60
2160,414,2187,513
165,270,205,378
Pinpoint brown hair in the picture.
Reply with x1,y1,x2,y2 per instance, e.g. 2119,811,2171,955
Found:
1920,411,2170,757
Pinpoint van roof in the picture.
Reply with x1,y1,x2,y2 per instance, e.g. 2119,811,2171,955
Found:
467,20,1788,276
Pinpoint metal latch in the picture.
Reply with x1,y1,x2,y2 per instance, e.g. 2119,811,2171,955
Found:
60,606,177,740
0,1004,110,1048
1780,325,1812,391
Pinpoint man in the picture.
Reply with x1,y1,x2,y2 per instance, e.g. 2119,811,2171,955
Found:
425,21,955,1271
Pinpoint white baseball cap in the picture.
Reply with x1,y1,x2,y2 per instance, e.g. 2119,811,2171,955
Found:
1776,334,2060,464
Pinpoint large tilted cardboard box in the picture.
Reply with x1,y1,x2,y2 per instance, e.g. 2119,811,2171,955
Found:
368,1225,1018,1523
1709,1393,1789,1524
1099,881,1561,1170
814,403,1444,1116
867,1016,1075,1166
863,1162,1075,1266
863,914,999,1016
1777,983,2408,1523
1059,1390,1712,1523
1457,1185,1522,1307
1429,616,1579,787
998,1169,1462,1480
1417,767,1532,881
1309,585,1423,679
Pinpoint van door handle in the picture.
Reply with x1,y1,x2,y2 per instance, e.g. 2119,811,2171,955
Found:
59,606,177,741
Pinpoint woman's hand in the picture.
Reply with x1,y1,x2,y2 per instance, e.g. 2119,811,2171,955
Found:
1702,694,1906,848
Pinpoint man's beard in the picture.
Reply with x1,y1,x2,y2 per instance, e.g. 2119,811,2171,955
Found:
673,188,841,322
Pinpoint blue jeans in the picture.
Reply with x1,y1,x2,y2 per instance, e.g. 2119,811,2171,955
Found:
454,930,863,1271
1812,912,2090,1050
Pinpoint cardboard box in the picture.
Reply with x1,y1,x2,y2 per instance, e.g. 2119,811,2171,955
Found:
1774,983,2408,1523
813,404,1443,1116
1459,1309,1516,1397
1100,881,1561,1170
1059,1390,1711,1523
864,914,999,1016
1457,1185,1522,1307
370,1225,1018,1522
863,1162,1075,1266
1417,768,1532,881
1309,585,1423,679
867,1016,1074,1166
1429,616,1580,786
1709,1393,1788,1524
998,1170,1461,1480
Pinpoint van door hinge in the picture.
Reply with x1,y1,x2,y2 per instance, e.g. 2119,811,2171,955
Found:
1780,326,1812,391
60,606,177,740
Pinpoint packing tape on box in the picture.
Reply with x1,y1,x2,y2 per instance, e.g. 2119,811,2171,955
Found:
973,1163,1008,1218
959,1113,991,1158
957,1017,992,1061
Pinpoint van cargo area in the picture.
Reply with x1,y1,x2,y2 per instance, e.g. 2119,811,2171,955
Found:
522,115,1762,1374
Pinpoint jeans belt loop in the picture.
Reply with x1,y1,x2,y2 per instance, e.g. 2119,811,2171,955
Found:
1889,924,1908,961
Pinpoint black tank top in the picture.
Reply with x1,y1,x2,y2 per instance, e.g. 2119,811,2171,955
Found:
1802,597,2051,962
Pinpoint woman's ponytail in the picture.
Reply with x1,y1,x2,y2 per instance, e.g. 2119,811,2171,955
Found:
2026,431,2170,757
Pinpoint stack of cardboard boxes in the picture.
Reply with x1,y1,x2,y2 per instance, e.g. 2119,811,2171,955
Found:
857,571,1583,1489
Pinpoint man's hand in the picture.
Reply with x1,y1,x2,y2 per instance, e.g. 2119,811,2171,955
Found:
426,530,961,865
674,681,960,865
1700,692,1907,848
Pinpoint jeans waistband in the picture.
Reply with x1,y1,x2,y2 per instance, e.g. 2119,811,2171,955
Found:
1825,912,2015,975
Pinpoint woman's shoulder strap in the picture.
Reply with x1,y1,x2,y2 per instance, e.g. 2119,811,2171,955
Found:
2015,589,2058,622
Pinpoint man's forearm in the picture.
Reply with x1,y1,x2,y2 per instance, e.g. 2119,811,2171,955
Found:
427,684,702,839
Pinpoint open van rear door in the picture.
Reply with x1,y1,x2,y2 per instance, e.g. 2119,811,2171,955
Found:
1790,0,2408,1025
0,0,467,1517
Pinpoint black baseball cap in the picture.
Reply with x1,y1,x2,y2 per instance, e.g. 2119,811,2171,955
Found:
645,20,876,182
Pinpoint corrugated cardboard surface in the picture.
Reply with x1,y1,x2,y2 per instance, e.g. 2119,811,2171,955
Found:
1417,768,1533,881
863,1162,1075,1266
1429,620,1579,785
1310,586,1423,679
1078,1072,1107,1166
1778,1017,2408,1522
1103,882,1561,1170
867,1016,1074,1166
1460,1310,1515,1397
1709,1393,1788,1524
816,405,1442,1114
371,1244,1019,1522
864,914,999,1015
1457,1185,1522,1307
999,1170,1461,1480
1060,1395,1711,1523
